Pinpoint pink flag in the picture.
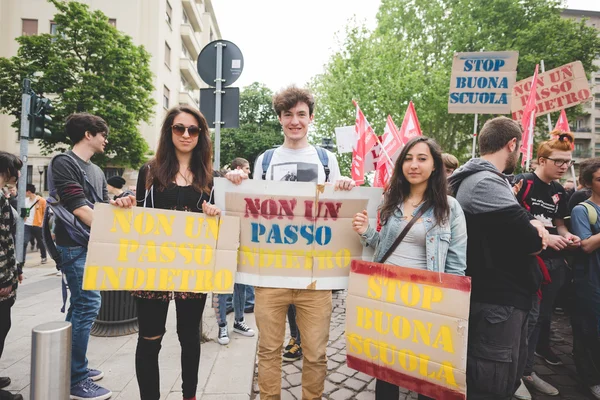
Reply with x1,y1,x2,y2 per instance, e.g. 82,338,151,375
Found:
373,116,402,188
520,64,540,167
554,109,570,133
398,101,422,145
352,101,378,185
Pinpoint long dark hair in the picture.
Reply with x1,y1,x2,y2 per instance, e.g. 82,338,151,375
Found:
146,105,213,193
379,136,450,226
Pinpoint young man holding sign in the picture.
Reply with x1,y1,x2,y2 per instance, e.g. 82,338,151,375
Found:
226,86,354,399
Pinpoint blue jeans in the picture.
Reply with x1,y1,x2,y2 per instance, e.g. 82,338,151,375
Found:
213,283,246,326
246,285,255,308
57,245,101,387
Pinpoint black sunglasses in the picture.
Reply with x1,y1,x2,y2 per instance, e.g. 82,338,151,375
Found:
172,124,201,137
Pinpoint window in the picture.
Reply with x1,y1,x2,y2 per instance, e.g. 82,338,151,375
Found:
596,118,600,125
596,93,600,100
209,28,214,42
50,21,58,35
595,77,600,84
163,86,170,109
108,18,117,27
44,166,48,191
22,19,38,36
164,42,171,68
27,165,33,185
181,43,191,59
182,9,189,24
180,76,193,96
165,1,172,25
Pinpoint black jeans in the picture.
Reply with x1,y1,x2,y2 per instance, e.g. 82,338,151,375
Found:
536,258,567,351
466,302,529,400
23,225,47,261
0,298,15,360
135,295,207,400
287,304,301,345
375,379,434,399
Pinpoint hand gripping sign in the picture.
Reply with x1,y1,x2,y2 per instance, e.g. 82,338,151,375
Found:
214,178,383,290
346,260,472,399
83,204,240,293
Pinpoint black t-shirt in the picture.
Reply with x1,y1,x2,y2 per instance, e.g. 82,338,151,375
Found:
515,173,568,259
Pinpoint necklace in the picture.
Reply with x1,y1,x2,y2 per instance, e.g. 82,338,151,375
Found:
407,197,424,207
177,170,191,185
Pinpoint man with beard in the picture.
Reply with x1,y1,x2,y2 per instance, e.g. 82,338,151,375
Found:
448,116,549,399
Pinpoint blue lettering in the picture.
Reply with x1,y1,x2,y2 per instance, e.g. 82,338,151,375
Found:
266,224,283,244
251,222,265,243
315,226,332,246
284,225,299,244
300,225,314,245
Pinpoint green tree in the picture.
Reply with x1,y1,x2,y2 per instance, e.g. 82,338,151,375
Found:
312,0,600,175
0,0,155,168
216,82,282,170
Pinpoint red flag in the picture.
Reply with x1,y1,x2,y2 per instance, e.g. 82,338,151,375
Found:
520,64,539,167
373,116,402,188
398,101,422,145
554,109,570,133
352,101,378,185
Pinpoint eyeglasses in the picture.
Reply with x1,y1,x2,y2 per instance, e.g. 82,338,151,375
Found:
98,132,108,139
172,124,200,137
542,157,574,167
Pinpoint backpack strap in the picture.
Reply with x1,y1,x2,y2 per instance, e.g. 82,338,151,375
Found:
516,173,535,212
581,200,598,227
261,149,276,180
314,146,331,183
49,153,104,203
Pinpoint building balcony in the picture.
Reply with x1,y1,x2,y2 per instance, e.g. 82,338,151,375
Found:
179,91,198,108
182,0,205,33
573,149,592,159
181,24,201,60
180,57,202,89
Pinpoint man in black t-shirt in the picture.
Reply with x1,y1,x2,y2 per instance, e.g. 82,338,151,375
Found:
513,132,580,398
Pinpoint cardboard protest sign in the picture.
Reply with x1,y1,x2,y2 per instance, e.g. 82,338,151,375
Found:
449,51,519,114
214,178,382,290
346,260,471,399
83,204,240,293
512,61,592,120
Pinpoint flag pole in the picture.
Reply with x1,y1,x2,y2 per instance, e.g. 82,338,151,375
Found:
471,114,478,159
526,115,534,171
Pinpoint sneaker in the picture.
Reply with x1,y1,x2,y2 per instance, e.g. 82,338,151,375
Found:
285,337,297,352
233,319,255,337
244,305,254,313
590,385,600,399
70,378,112,400
0,390,23,400
41,258,47,264
554,307,565,315
549,331,564,342
514,379,532,400
523,372,559,395
217,325,229,345
87,368,104,382
0,377,10,389
535,348,563,365
282,343,303,362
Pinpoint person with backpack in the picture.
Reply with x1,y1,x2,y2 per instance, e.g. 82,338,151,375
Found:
226,86,355,399
448,116,549,400
511,132,579,399
49,113,112,400
0,151,24,400
352,136,467,399
569,158,600,400
105,176,133,201
22,184,47,264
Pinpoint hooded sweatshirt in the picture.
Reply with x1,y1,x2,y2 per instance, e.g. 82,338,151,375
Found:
448,158,543,310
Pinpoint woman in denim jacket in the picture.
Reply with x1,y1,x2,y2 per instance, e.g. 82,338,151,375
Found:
352,136,467,399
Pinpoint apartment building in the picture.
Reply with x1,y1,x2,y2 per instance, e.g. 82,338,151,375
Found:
561,8,600,166
0,0,220,189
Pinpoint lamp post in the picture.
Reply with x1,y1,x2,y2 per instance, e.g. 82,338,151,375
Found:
37,165,44,194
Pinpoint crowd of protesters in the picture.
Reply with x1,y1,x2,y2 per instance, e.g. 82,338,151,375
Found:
0,85,599,400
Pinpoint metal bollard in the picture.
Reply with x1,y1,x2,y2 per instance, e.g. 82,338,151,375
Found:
30,321,72,400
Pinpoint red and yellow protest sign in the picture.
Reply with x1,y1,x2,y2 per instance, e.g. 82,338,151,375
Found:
83,204,240,293
511,61,592,120
346,260,471,399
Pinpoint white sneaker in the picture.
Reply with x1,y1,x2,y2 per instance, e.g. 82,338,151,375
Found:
217,325,229,345
524,372,559,395
514,379,532,400
590,385,600,399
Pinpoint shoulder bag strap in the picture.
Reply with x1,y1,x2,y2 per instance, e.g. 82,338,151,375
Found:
380,204,430,264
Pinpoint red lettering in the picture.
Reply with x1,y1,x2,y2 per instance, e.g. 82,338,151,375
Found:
560,65,574,80
514,84,525,96
244,198,261,219
565,92,578,105
277,199,297,219
323,202,342,219
578,89,591,101
304,200,315,221
559,81,572,93
260,199,279,220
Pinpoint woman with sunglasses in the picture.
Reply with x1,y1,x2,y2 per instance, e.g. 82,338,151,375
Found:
352,136,467,400
126,105,220,400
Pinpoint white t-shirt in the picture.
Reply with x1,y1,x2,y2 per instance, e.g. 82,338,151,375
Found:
253,146,341,184
24,196,37,226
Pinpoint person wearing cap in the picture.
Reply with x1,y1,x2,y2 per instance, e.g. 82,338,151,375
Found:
106,176,133,200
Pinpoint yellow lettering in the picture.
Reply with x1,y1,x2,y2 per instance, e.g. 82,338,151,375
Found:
138,240,157,263
159,242,176,263
117,239,138,262
435,361,458,387
432,325,455,354
347,333,362,355
178,243,194,264
134,212,155,235
363,338,378,361
124,268,146,290
392,316,411,340
154,214,175,236
400,282,421,306
194,244,214,265
101,267,123,289
83,266,99,290
367,277,382,299
184,216,221,240
413,320,432,346
379,341,396,366
146,268,156,290
374,310,391,335
422,286,444,310
110,209,133,233
214,270,233,291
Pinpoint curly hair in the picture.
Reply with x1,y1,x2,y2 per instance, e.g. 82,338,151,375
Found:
537,130,574,161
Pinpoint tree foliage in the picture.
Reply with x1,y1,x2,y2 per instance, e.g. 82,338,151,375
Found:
216,82,282,170
0,0,155,168
311,0,600,174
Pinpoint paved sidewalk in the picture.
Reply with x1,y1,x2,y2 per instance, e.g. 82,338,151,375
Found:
1,252,258,400
252,291,597,400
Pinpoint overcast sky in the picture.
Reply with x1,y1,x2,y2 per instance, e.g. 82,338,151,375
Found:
212,0,600,91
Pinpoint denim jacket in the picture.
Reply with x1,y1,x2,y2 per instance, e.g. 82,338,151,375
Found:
360,196,467,276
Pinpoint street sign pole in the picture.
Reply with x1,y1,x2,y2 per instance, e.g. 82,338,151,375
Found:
16,78,31,265
213,42,225,171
